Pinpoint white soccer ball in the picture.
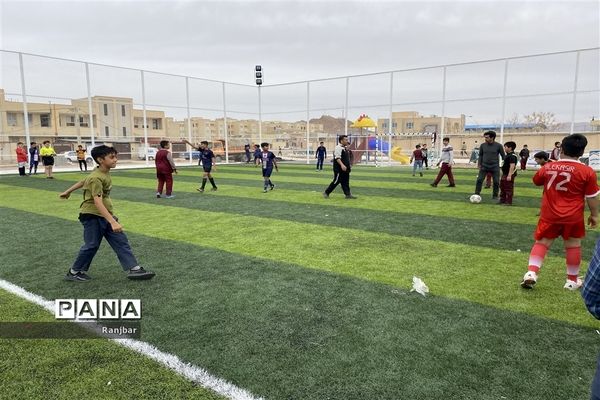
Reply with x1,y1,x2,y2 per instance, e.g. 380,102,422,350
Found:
469,194,482,204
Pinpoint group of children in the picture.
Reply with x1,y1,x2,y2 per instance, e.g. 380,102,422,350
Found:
15,140,58,178
22,129,593,298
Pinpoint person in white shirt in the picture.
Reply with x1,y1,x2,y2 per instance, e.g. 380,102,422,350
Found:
430,138,456,188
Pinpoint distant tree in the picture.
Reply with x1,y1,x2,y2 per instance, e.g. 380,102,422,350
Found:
523,111,560,132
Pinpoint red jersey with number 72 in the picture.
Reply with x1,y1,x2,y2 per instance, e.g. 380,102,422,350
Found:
533,159,600,224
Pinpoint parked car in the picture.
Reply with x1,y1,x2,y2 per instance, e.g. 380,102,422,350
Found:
138,147,158,160
63,151,94,164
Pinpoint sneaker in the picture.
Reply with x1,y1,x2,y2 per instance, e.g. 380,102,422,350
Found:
419,172,423,177
322,192,329,199
164,195,175,199
263,189,268,193
197,188,204,193
156,192,161,198
430,183,437,187
65,270,92,282
447,184,456,187
211,187,218,191
127,267,156,280
484,185,491,189
563,278,583,291
270,184,275,190
520,271,538,289
345,195,357,199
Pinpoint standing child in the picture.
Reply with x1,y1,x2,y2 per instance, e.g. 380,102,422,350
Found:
533,151,550,167
519,144,530,171
430,137,455,187
59,145,156,281
253,145,261,167
498,141,518,205
40,140,56,179
315,141,327,171
28,142,39,175
521,134,599,290
410,144,424,177
421,143,429,169
259,142,278,192
182,139,217,192
155,140,177,198
76,145,88,172
16,142,28,176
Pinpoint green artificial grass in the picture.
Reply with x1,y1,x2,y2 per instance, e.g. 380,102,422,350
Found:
0,164,599,400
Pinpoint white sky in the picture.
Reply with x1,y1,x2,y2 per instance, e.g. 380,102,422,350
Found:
0,0,598,122
1,0,598,84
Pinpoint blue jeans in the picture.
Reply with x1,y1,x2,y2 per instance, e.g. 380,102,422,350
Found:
72,214,138,272
316,157,324,170
412,160,423,174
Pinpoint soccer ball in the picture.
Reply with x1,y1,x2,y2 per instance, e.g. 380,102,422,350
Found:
469,194,482,204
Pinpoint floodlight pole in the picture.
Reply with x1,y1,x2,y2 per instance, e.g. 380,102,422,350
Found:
141,70,149,165
258,86,262,145
569,51,581,135
18,53,31,162
185,77,193,165
85,62,95,147
440,67,447,159
344,77,349,138
306,81,310,164
499,60,509,144
223,82,229,163
388,72,393,166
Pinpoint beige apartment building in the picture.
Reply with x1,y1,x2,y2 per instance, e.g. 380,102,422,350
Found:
0,88,325,162
378,111,465,135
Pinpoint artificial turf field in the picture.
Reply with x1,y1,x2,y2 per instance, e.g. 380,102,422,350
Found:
0,163,599,400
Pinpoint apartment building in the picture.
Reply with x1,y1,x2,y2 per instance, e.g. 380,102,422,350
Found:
378,111,465,135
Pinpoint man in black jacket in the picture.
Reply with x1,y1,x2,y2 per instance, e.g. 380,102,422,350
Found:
473,131,505,200
323,135,356,199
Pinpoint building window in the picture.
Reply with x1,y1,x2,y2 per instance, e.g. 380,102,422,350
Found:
79,116,88,127
152,119,160,130
40,114,50,127
122,127,127,136
105,126,109,137
121,105,126,117
7,113,17,126
406,122,414,129
103,104,108,116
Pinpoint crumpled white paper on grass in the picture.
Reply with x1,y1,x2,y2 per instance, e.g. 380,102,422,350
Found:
410,276,429,296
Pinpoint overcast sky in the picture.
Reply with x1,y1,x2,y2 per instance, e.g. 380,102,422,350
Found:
1,0,598,84
0,0,598,123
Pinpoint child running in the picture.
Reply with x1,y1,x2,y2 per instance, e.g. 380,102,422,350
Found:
182,139,217,192
59,145,156,281
521,134,599,290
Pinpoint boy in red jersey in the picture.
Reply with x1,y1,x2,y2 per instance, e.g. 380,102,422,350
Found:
16,142,28,176
521,134,600,290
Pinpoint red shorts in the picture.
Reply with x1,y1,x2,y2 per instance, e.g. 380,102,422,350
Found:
534,219,586,241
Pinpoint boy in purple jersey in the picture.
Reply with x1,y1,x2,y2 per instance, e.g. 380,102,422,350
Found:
259,142,278,192
183,139,218,192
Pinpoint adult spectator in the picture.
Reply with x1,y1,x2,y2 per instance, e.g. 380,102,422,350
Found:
519,144,530,171
550,141,561,161
473,131,505,200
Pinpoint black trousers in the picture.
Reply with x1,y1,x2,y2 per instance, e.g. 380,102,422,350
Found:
325,170,351,196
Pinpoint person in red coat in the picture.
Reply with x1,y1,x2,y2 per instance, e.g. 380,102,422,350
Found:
154,140,177,199
16,142,28,176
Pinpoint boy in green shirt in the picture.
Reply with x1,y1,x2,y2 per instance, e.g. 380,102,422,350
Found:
59,145,155,281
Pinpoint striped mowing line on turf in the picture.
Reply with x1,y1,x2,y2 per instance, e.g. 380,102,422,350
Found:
0,278,264,400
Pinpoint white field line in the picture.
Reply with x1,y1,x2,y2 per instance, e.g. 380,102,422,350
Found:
0,278,264,400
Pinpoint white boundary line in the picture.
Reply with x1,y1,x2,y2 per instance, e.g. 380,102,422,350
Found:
0,278,264,400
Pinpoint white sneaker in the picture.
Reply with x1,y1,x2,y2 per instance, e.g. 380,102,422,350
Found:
563,278,583,291
520,271,538,289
